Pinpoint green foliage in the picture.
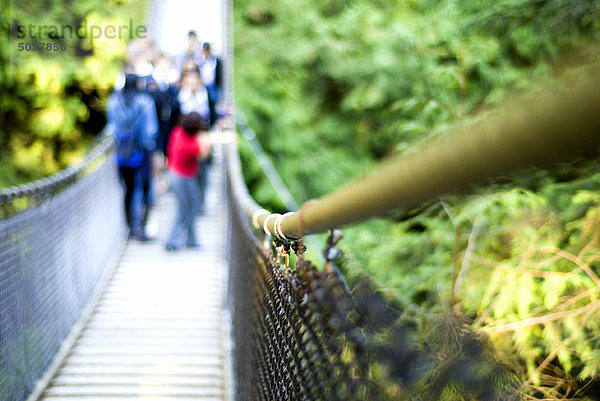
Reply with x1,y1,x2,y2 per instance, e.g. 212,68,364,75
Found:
456,166,600,397
0,0,146,188
235,0,599,200
235,0,600,398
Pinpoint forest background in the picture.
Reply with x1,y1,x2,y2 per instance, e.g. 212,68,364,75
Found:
1,0,600,399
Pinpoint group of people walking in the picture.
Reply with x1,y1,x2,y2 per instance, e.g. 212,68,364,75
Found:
106,32,224,251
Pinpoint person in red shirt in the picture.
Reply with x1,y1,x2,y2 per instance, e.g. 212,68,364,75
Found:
165,112,209,250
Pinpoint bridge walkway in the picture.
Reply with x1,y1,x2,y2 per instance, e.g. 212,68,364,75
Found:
35,150,232,401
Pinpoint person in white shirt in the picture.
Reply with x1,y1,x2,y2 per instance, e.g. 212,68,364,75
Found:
177,69,210,126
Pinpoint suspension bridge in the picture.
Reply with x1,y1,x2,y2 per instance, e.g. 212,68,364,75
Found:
2,2,600,401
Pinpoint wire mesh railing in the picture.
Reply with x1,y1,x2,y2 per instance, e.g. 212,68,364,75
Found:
0,133,125,401
225,140,522,401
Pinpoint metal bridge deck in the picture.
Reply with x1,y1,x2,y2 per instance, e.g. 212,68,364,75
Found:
36,153,231,401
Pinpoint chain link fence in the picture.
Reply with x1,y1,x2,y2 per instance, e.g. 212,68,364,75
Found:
0,134,125,401
226,141,522,401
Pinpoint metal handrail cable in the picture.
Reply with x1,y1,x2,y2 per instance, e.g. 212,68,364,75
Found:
0,128,115,214
245,73,600,242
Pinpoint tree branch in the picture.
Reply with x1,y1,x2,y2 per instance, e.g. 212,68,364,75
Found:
480,299,600,334
550,247,600,288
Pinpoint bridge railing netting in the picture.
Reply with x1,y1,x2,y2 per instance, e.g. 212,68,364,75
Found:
225,142,520,401
0,134,124,401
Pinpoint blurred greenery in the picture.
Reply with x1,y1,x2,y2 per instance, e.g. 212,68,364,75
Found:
234,0,600,399
0,0,146,188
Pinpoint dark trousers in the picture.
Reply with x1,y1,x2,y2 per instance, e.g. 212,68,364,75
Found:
206,85,220,126
118,165,138,230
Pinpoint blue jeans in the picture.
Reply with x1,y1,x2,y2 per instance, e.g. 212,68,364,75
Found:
196,159,210,214
166,171,201,248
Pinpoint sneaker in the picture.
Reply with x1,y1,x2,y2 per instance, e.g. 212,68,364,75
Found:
165,243,178,251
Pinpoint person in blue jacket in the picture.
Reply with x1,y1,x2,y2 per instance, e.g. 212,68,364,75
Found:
107,73,158,239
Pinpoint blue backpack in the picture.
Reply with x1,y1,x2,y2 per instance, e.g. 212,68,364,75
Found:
115,98,143,168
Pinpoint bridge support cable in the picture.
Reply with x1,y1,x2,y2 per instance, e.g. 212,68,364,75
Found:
0,133,126,401
235,113,300,212
244,73,600,242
